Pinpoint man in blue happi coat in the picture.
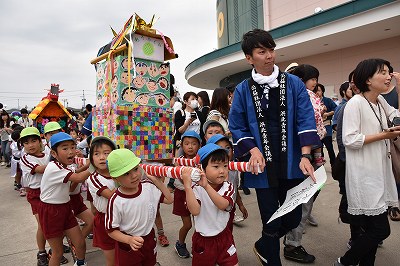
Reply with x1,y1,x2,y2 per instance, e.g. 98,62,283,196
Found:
229,29,320,265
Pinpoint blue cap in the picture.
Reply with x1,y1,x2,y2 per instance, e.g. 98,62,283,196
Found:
81,113,92,136
198,143,226,163
206,134,229,145
181,130,201,143
50,132,74,148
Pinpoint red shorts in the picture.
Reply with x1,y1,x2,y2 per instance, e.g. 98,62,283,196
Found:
39,201,78,239
172,189,190,217
192,227,238,266
70,193,88,216
26,188,41,215
93,212,115,250
87,189,93,202
115,229,156,266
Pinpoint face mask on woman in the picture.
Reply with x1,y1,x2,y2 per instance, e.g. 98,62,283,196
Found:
189,100,198,109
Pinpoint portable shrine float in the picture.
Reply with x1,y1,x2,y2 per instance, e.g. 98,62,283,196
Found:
90,14,177,161
29,84,72,133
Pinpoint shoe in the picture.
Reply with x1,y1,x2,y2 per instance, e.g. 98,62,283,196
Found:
242,187,251,195
253,240,268,265
87,233,93,239
174,241,190,258
307,215,318,226
284,245,315,263
73,262,87,266
77,218,85,226
60,256,68,265
333,258,344,266
63,244,71,253
37,251,48,266
48,250,68,264
158,234,170,247
19,188,26,197
233,214,244,224
6,163,11,168
1,162,6,166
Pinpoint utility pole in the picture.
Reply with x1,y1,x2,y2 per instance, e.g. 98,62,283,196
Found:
82,90,86,109
62,99,68,108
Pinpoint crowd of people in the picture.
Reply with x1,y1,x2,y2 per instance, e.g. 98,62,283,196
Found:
1,28,400,266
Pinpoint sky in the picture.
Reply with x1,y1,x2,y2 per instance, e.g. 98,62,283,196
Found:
0,0,217,110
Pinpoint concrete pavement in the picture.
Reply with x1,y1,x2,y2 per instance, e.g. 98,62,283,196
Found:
0,162,399,266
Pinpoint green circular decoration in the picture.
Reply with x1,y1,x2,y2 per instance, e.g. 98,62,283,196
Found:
142,42,155,56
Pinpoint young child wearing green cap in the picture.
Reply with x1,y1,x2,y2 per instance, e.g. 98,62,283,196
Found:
105,148,175,266
43,121,62,156
19,126,52,266
39,132,92,266
182,143,238,266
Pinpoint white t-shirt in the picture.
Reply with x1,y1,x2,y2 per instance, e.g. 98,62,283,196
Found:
40,161,74,204
20,153,50,189
184,110,201,134
17,117,33,128
193,181,235,237
106,181,163,236
87,171,116,213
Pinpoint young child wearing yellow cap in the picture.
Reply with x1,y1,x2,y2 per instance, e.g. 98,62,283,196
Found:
105,149,177,265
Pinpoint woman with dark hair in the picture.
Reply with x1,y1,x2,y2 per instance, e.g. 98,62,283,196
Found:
197,91,210,118
173,91,205,153
335,58,400,266
0,111,13,167
207,87,231,135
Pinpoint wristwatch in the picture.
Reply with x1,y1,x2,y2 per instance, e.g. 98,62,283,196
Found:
301,154,313,162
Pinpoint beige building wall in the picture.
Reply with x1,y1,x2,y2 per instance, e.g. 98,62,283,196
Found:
265,0,350,29
277,35,400,98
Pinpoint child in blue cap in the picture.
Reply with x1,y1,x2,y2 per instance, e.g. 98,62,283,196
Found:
172,130,202,258
207,134,248,228
39,132,92,266
182,143,238,266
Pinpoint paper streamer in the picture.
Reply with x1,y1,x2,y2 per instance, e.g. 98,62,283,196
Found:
140,164,200,182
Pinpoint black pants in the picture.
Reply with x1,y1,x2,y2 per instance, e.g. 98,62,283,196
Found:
340,213,390,266
322,136,336,166
255,179,303,266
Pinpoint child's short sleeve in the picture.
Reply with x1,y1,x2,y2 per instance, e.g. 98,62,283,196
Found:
106,193,122,232
221,182,235,212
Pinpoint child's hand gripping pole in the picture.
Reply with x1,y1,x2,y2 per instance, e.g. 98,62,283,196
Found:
173,158,262,173
140,164,201,182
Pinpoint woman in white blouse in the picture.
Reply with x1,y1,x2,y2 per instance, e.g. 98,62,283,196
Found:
337,59,400,266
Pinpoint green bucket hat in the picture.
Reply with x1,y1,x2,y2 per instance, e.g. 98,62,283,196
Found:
20,127,40,139
107,149,141,178
44,121,62,134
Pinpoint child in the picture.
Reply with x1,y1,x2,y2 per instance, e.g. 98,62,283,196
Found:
19,127,54,265
10,129,24,196
173,130,201,258
202,119,225,141
43,121,62,156
39,132,91,266
105,149,174,266
182,143,238,266
291,64,326,166
207,134,248,227
86,136,118,266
